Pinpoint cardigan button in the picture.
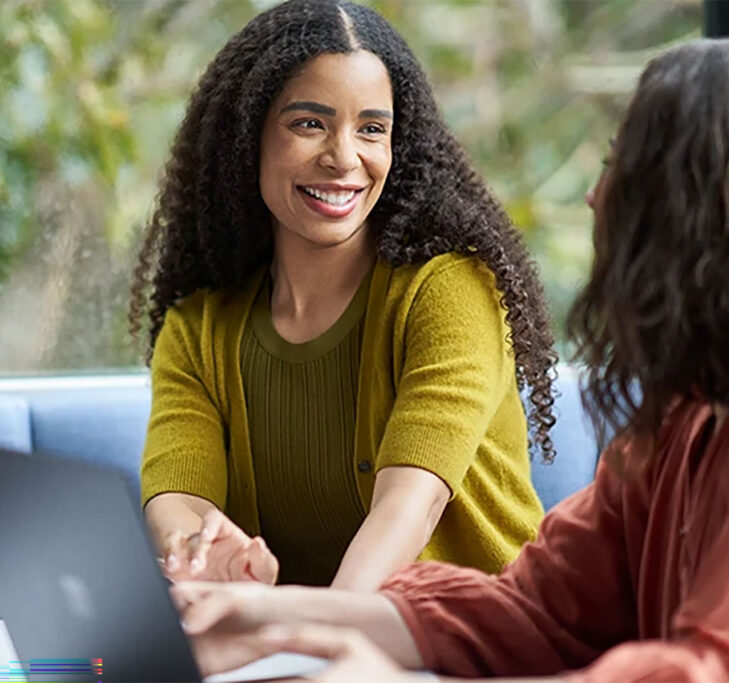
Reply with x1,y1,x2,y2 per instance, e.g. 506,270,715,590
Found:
357,460,372,473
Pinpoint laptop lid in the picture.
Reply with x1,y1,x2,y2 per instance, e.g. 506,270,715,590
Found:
0,449,200,683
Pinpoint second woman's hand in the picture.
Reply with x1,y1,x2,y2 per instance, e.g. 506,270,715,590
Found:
162,508,279,583
254,623,410,683
170,580,277,676
171,580,272,634
171,582,410,682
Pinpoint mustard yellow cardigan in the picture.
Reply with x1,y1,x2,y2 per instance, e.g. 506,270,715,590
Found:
141,252,544,574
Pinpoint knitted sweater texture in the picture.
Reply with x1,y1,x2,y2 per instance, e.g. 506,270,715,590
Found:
141,252,543,574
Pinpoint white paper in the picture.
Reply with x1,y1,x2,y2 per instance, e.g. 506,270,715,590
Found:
204,652,328,682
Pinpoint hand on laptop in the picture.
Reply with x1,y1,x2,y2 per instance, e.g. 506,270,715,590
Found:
172,581,271,634
170,583,407,681
176,603,408,683
170,581,276,675
251,623,407,683
161,509,279,584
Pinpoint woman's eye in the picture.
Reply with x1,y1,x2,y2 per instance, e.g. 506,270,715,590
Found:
361,123,386,136
293,118,324,131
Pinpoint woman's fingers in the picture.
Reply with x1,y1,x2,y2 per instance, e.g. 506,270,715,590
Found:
169,584,194,613
165,510,237,578
179,589,236,635
189,631,279,677
161,530,205,578
199,507,246,544
199,508,226,541
172,581,271,634
258,624,366,661
162,514,275,582
185,531,220,578
248,537,279,584
169,582,212,613
163,529,188,573
193,509,253,578
255,625,405,683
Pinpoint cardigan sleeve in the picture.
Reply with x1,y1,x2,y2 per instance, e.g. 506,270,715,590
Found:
374,258,514,494
140,297,228,510
379,456,639,678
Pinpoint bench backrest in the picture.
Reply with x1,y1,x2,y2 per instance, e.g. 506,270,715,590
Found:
0,367,599,510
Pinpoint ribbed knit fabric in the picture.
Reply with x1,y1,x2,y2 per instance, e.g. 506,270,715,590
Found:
240,273,370,585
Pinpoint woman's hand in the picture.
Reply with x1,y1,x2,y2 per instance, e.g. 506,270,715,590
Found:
171,581,424,676
171,580,273,634
172,583,409,683
171,583,403,680
171,581,278,675
160,508,279,584
256,624,410,683
250,624,566,683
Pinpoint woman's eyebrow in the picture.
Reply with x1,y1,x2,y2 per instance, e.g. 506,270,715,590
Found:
280,101,336,116
280,101,393,120
359,108,393,120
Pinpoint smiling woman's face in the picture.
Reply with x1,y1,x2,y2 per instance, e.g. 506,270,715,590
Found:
258,50,394,250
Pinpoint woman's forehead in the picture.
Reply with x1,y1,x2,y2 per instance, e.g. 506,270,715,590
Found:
276,51,393,108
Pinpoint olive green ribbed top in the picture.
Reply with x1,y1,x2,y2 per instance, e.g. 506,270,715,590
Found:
240,271,372,586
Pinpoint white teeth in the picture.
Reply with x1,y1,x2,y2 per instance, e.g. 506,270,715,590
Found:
302,186,356,206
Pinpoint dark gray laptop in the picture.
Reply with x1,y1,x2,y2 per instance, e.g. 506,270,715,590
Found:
0,448,200,682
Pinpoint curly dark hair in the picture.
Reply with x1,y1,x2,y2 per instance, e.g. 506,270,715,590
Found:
129,0,557,460
567,39,729,451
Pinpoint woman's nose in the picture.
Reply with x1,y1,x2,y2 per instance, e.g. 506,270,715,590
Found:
585,185,595,210
320,134,359,174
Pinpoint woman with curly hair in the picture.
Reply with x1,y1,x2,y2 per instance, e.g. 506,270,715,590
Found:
131,0,556,590
175,39,729,682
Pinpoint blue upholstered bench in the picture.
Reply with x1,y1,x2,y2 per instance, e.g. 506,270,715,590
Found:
0,366,598,511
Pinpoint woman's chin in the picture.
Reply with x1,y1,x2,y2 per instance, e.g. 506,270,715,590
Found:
284,221,370,249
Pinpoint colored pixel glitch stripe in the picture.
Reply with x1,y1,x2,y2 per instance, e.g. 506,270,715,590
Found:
0,657,102,681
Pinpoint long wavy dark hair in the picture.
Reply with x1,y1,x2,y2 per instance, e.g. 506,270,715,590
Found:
129,0,557,460
568,39,729,451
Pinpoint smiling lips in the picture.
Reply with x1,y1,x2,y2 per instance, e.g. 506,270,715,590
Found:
297,184,365,218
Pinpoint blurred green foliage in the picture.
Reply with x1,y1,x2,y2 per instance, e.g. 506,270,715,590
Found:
0,0,701,372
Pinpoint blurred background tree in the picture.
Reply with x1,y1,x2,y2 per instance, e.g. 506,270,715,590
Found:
0,0,701,374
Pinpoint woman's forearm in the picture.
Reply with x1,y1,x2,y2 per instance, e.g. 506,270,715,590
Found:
268,585,423,669
331,491,443,592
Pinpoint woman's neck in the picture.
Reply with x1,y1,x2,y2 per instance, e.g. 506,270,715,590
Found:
267,223,376,343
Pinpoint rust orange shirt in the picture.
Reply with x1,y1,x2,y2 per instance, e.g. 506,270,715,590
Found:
381,400,729,681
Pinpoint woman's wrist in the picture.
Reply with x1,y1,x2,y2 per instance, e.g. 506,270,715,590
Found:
264,587,423,670
144,492,211,541
267,585,338,625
